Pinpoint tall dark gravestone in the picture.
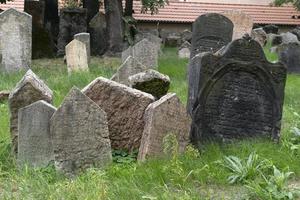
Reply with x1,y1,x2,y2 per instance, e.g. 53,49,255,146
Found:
278,43,300,73
190,37,287,146
83,0,100,23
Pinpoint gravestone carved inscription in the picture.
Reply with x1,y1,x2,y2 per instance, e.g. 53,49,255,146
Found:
190,37,287,145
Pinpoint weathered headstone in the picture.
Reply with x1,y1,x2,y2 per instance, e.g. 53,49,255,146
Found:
278,43,300,73
65,39,89,73
74,32,91,63
89,12,107,56
291,27,300,41
0,8,32,72
222,10,253,40
181,29,192,43
122,39,158,69
129,69,170,99
164,33,181,47
18,100,56,168
190,13,233,58
190,37,287,145
82,77,155,151
51,87,112,176
251,28,267,46
178,41,191,58
111,56,147,86
9,70,53,154
280,32,299,44
134,32,162,53
83,0,100,23
263,24,279,34
268,34,282,46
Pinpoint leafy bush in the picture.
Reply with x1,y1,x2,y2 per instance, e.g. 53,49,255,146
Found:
112,150,137,164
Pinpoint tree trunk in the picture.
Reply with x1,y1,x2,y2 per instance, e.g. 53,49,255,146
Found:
124,0,133,17
83,0,100,23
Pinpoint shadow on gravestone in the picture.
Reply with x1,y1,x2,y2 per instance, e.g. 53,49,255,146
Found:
190,36,287,146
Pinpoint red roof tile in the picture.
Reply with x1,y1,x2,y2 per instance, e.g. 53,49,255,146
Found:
0,0,24,11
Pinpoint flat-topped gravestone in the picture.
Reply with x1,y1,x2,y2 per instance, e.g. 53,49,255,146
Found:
82,77,155,151
190,13,233,58
278,43,300,73
74,32,91,63
190,36,287,145
178,41,191,58
222,10,253,40
122,39,158,68
138,93,191,161
18,100,56,168
51,87,112,176
0,8,32,72
65,39,89,73
9,70,53,154
111,56,147,86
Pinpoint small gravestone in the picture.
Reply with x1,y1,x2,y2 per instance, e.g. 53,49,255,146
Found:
181,29,192,43
280,32,299,44
74,32,91,63
51,87,112,176
9,70,53,154
222,10,253,40
251,28,267,46
291,27,300,41
111,56,147,86
278,43,300,73
18,100,56,168
178,41,191,58
129,69,170,99
0,8,32,72
190,37,287,145
138,93,191,161
190,13,233,58
122,39,158,69
135,32,162,54
82,77,155,151
65,39,89,73
83,0,100,23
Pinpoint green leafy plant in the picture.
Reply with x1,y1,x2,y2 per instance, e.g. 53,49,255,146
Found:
63,0,82,8
112,150,137,164
282,127,300,154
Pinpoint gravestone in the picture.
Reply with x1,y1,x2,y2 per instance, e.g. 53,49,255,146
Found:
278,43,300,73
134,32,162,53
263,24,279,34
18,100,56,168
190,13,233,58
190,37,287,145
111,56,147,86
251,28,267,46
122,39,158,68
51,87,112,176
291,27,300,41
74,32,91,63
128,69,170,99
0,8,32,72
65,39,89,73
9,70,53,154
280,32,299,44
138,93,191,161
222,10,253,40
178,41,191,58
82,77,155,151
83,0,100,23
268,34,282,46
181,29,192,43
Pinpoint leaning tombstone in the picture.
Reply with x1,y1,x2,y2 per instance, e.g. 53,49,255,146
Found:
65,39,89,73
178,41,191,58
74,32,91,63
122,39,158,69
0,8,32,72
18,100,56,168
251,28,267,46
190,36,287,146
82,77,155,151
111,56,147,86
134,32,162,53
51,87,112,176
138,93,191,161
9,70,53,154
278,43,300,73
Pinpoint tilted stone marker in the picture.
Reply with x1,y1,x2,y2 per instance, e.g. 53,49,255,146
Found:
251,28,267,46
0,8,32,72
9,70,53,154
278,43,300,73
111,56,147,86
65,39,89,73
129,69,170,99
178,41,191,58
82,77,155,151
280,32,299,45
18,100,56,168
51,87,112,176
138,93,191,161
74,32,91,63
222,10,253,40
135,32,162,54
190,13,233,58
190,37,287,145
122,39,158,69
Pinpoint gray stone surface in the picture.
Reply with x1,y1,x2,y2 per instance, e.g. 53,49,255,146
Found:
111,56,147,86
74,32,91,63
18,100,56,168
129,69,170,99
135,32,162,53
181,29,192,43
122,39,158,69
178,41,191,58
0,8,32,72
280,32,299,44
51,87,112,176
138,93,191,161
278,42,300,73
82,77,155,151
251,28,267,46
65,39,89,73
9,70,53,154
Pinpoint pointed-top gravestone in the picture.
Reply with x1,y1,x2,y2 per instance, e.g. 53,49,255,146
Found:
51,87,112,176
111,56,147,86
18,100,56,168
0,8,32,72
122,39,158,69
65,39,89,73
74,32,91,63
9,70,53,154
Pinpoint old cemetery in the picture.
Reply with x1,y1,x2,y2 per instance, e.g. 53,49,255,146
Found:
0,5,300,200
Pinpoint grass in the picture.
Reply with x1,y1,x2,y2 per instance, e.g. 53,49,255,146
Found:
0,47,299,199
